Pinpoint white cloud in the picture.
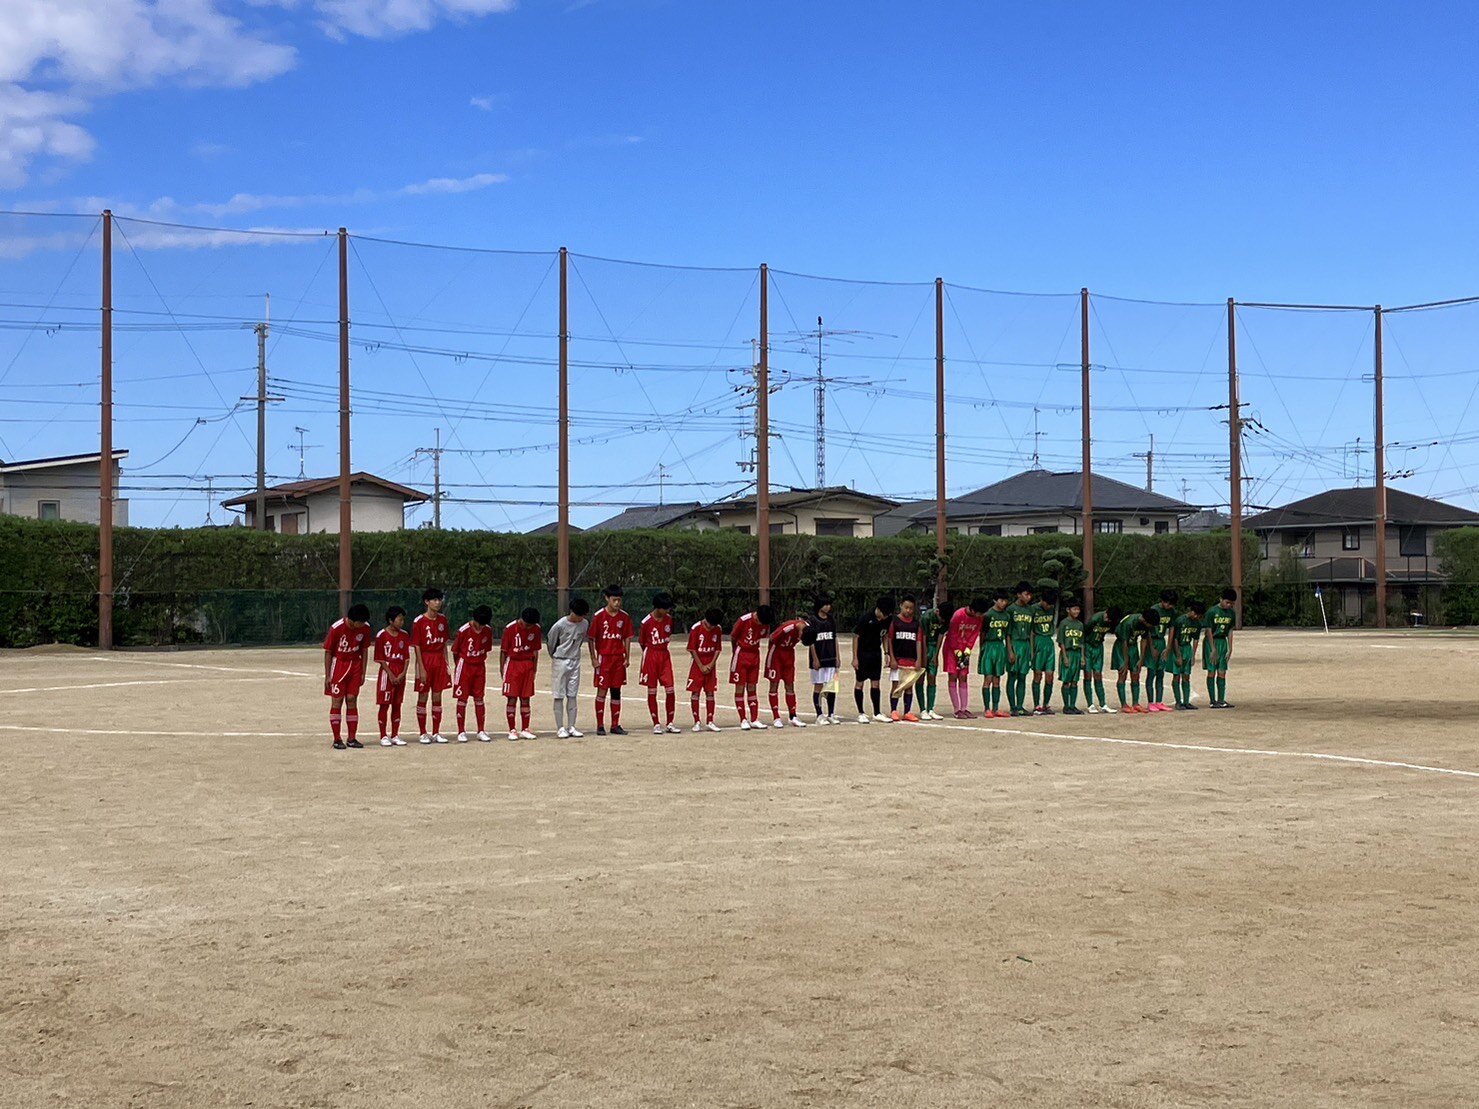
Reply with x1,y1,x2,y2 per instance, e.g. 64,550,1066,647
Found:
399,172,507,195
469,92,508,112
0,0,517,187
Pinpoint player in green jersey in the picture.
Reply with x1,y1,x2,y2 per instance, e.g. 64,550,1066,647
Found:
1112,608,1154,712
977,589,1012,717
1056,596,1086,715
1030,589,1059,715
1082,608,1113,713
1004,581,1036,717
1172,599,1204,710
1144,588,1179,712
917,595,946,720
1203,587,1238,708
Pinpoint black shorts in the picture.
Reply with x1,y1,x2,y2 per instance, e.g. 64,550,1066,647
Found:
855,655,883,682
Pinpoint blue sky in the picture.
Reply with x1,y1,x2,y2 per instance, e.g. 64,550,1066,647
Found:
3,0,1479,530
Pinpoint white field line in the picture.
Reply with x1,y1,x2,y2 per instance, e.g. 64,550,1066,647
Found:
0,677,296,695
0,725,317,738
11,654,316,678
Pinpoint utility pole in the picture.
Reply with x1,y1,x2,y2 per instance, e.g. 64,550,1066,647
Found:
933,279,946,600
1031,407,1043,468
337,226,351,618
413,429,445,528
1133,433,1155,492
557,246,570,613
657,462,669,507
1080,288,1094,617
814,316,826,488
203,475,215,525
99,209,114,650
757,264,771,604
1374,305,1387,629
1228,298,1244,627
242,294,282,530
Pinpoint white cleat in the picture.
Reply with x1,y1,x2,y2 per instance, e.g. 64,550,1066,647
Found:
507,730,520,741
873,713,890,723
433,733,448,744
1087,704,1100,714
654,724,666,735
740,719,752,730
692,722,703,732
790,717,808,728
380,737,394,747
706,722,721,732
667,724,682,734
1101,705,1118,714
476,731,492,742
772,718,785,728
816,715,830,726
557,726,569,739
456,732,470,743
859,714,871,724
519,729,537,740
392,735,407,746
567,727,584,738
830,714,843,724
418,733,432,745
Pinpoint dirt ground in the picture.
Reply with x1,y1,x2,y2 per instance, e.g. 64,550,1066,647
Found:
2,629,1477,1108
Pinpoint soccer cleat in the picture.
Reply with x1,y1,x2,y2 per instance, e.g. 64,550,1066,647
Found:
654,724,666,735
568,727,584,738
692,722,703,732
816,715,831,726
873,713,890,723
1183,704,1199,711
433,733,448,744
707,722,721,732
557,727,569,739
391,735,407,746
596,726,608,735
1041,706,1056,715
1064,706,1084,715
1087,704,1100,714
740,719,752,731
829,714,843,724
477,731,492,742
889,710,902,722
667,723,682,734
773,718,786,728
380,737,394,747
1031,707,1045,716
859,714,871,724
519,729,537,740
1101,705,1117,714
456,732,470,743
790,717,808,728
332,739,346,750
903,712,919,723
508,730,520,740
418,733,432,744
346,738,364,748
610,725,628,736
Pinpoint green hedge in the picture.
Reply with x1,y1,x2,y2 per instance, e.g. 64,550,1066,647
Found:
0,516,1257,647
1436,528,1479,625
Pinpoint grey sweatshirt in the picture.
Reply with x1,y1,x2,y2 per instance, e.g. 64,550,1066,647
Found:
546,616,589,661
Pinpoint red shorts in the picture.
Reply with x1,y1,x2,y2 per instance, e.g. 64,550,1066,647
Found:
375,665,408,706
765,652,796,685
326,658,364,698
502,659,536,699
594,654,628,690
453,659,486,701
415,653,451,694
730,651,760,686
686,662,718,693
639,650,675,689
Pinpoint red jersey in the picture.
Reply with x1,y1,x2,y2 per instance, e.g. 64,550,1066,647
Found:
640,613,673,653
589,608,634,658
453,622,495,665
767,619,802,657
412,612,449,658
500,620,543,661
374,626,410,672
687,621,722,665
730,612,770,656
944,606,983,653
323,618,369,659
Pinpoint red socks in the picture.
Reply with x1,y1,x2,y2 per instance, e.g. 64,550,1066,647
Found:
431,704,443,735
475,700,486,732
456,700,468,734
648,690,660,724
389,706,401,738
706,693,715,723
346,711,358,742
329,709,342,742
416,703,427,734
596,693,606,729
520,701,531,730
769,689,780,718
377,705,389,738
691,694,701,724
506,700,517,731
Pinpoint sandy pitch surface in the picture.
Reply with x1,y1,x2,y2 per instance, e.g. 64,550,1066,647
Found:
3,630,1477,1107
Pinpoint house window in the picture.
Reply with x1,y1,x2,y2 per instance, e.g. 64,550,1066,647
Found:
38,500,60,521
1029,525,1060,535
815,518,856,538
975,524,1002,537
1139,517,1150,526
1342,527,1361,551
1399,525,1427,558
281,513,301,536
1094,519,1123,534
1154,520,1170,534
769,522,785,536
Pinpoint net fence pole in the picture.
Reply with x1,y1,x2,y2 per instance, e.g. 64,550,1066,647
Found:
1228,298,1243,627
1080,288,1094,616
99,209,114,650
558,246,570,613
934,277,947,596
337,227,351,617
1374,305,1387,628
757,263,770,604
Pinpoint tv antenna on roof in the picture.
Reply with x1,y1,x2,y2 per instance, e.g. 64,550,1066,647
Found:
289,426,319,480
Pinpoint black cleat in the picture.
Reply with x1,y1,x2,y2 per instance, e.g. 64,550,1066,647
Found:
345,738,364,748
1040,706,1056,715
332,740,346,750
596,726,607,736
610,725,628,736
1220,702,1235,709
1063,706,1084,715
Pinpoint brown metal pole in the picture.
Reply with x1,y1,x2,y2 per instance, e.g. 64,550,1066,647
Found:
934,278,947,598
1080,288,1094,617
1228,298,1243,627
98,210,114,650
557,247,570,613
757,263,771,604
337,228,352,617
1374,305,1387,629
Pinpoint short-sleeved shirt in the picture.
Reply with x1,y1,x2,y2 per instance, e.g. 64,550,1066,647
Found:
803,615,838,668
501,620,542,661
1084,612,1111,648
324,618,369,660
639,613,674,654
1115,615,1145,642
981,606,1011,644
768,619,803,663
1057,617,1084,654
1205,604,1236,639
919,607,943,646
853,613,887,660
374,626,410,671
1151,604,1176,644
412,612,449,658
589,609,634,657
1031,605,1056,643
1006,603,1035,643
687,621,723,666
453,622,494,665
887,616,920,665
1173,613,1200,646
731,613,770,656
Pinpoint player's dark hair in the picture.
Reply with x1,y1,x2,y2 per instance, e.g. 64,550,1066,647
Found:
705,607,724,626
1188,599,1207,615
992,587,1010,601
421,587,444,602
472,604,492,625
900,593,916,605
1014,580,1033,596
1221,587,1239,602
757,604,776,625
1108,606,1125,627
969,596,989,613
652,592,673,610
347,602,370,622
385,605,406,624
521,606,540,624
1040,588,1058,604
812,593,832,613
875,595,896,615
569,597,590,616
1063,595,1080,610
603,584,623,598
1160,587,1179,603
1142,608,1160,625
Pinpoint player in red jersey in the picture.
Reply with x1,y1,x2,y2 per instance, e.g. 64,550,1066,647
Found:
412,587,451,744
588,585,634,736
685,607,724,731
765,613,810,728
373,605,411,745
501,606,543,739
638,592,680,734
452,605,496,743
729,604,774,730
322,603,371,750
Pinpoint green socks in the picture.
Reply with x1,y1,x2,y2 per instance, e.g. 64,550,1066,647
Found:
1207,676,1216,703
1031,677,1042,708
1216,675,1226,702
1131,682,1141,707
924,683,936,712
1116,680,1128,707
1094,676,1106,707
1044,679,1054,706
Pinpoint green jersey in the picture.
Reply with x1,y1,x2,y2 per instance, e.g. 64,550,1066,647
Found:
1006,603,1035,643
919,606,943,648
1031,605,1056,643
1205,603,1236,639
1173,613,1200,644
1056,617,1085,655
1151,603,1176,645
1084,612,1111,648
1114,614,1146,642
982,606,1011,643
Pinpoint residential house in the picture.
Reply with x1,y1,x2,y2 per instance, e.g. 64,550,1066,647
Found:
221,473,430,534
586,488,898,538
0,450,129,525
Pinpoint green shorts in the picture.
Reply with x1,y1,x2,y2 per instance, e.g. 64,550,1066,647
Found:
1032,638,1056,672
923,640,941,677
1145,641,1170,674
1111,640,1141,672
1203,638,1230,672
977,641,1007,677
1084,644,1105,673
1058,652,1082,683
1008,641,1033,675
1174,646,1196,676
